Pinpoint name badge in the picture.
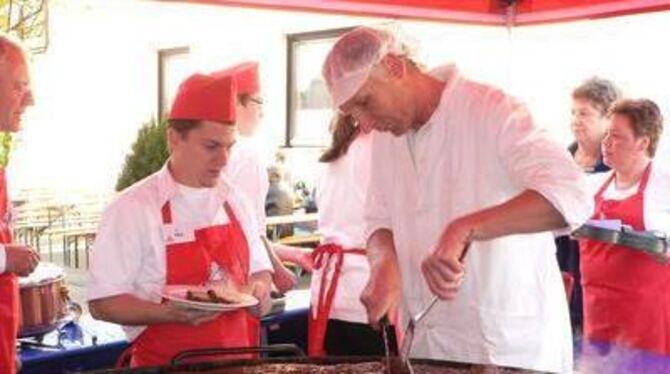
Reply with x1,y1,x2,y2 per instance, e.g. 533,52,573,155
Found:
162,224,195,244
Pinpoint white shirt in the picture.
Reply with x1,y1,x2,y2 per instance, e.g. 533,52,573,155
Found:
590,164,670,234
86,162,272,341
0,200,16,273
225,137,270,228
0,245,6,274
365,65,592,373
311,132,372,324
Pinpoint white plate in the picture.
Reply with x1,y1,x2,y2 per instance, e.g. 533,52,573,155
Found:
160,285,258,312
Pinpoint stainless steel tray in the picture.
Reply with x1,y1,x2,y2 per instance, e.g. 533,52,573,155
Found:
572,224,668,255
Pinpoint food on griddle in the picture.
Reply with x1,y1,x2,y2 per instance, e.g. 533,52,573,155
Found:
185,288,244,304
185,362,527,373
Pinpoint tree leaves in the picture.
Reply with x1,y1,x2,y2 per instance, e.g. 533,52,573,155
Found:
115,118,169,192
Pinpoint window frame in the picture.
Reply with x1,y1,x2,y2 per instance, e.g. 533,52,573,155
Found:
285,27,354,148
157,46,190,119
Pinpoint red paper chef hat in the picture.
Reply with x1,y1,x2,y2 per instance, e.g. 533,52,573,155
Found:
215,62,260,96
168,73,237,124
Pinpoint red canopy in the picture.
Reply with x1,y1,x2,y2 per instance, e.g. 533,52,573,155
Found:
178,0,670,26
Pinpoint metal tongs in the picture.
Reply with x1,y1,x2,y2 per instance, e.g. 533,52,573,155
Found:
380,315,396,374
400,232,474,373
399,296,439,374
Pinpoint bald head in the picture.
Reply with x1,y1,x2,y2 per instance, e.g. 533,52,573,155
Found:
0,34,26,64
0,33,33,132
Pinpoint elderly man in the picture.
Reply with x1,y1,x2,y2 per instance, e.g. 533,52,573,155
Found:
0,33,39,373
322,26,591,373
87,72,273,367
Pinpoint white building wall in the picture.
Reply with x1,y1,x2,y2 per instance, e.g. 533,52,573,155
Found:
9,0,670,199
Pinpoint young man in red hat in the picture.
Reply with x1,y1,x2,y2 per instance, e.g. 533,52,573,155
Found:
0,32,40,374
87,72,273,367
220,62,313,293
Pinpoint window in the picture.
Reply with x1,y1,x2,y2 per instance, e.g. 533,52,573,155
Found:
286,27,354,147
157,46,191,119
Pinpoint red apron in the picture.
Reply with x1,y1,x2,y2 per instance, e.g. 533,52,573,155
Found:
0,169,18,374
129,200,257,366
580,163,670,354
308,243,366,357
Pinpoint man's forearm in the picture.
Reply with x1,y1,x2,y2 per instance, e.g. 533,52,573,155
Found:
89,294,172,326
249,270,273,288
464,189,567,241
260,236,284,269
271,242,311,264
367,229,400,271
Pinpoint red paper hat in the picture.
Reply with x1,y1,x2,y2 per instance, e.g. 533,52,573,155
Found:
215,62,260,95
168,73,236,124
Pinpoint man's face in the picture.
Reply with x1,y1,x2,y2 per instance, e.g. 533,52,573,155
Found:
0,53,34,132
338,58,415,137
236,92,263,137
169,121,237,188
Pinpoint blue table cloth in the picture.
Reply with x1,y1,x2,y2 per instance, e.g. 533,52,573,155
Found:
20,289,311,373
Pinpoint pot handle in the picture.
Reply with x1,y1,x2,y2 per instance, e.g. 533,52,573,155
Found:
60,286,83,321
171,343,306,365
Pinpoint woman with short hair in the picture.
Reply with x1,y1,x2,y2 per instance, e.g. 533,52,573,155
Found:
579,98,670,354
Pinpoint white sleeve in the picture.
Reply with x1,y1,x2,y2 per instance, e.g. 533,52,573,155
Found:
253,157,269,229
229,191,273,275
0,244,5,273
229,153,269,231
495,98,593,232
364,133,394,241
644,165,670,234
86,199,146,301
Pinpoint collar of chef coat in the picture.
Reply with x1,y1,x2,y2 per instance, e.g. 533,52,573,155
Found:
155,161,232,207
406,64,461,136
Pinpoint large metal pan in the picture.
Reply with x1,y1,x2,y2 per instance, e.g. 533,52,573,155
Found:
572,224,668,256
89,345,539,373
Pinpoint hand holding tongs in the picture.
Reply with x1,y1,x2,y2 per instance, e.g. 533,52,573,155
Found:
400,231,475,373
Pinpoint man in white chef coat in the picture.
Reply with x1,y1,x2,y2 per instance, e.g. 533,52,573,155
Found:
322,26,592,373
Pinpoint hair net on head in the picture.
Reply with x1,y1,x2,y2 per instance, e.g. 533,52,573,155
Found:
322,25,417,108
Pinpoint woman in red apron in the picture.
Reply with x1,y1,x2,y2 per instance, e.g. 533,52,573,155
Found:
87,71,273,368
0,34,38,374
308,114,397,357
580,98,670,355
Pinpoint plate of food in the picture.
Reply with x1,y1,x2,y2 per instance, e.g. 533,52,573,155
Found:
160,284,258,312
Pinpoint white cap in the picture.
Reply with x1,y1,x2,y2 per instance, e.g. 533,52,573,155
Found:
322,25,417,108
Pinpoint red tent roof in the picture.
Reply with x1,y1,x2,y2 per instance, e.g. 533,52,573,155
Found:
177,0,670,26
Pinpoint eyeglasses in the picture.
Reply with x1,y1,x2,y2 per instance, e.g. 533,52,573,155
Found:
249,96,264,105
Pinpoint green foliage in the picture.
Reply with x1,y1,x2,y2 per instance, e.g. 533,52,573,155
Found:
1,0,48,47
0,132,13,168
115,118,169,192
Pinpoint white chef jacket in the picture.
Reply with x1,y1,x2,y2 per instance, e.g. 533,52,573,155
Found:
589,163,670,234
86,162,272,341
365,65,592,373
0,247,6,273
225,137,270,229
310,132,372,324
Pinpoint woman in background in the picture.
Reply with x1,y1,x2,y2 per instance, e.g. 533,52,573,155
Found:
556,77,621,331
308,114,394,357
580,98,670,354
